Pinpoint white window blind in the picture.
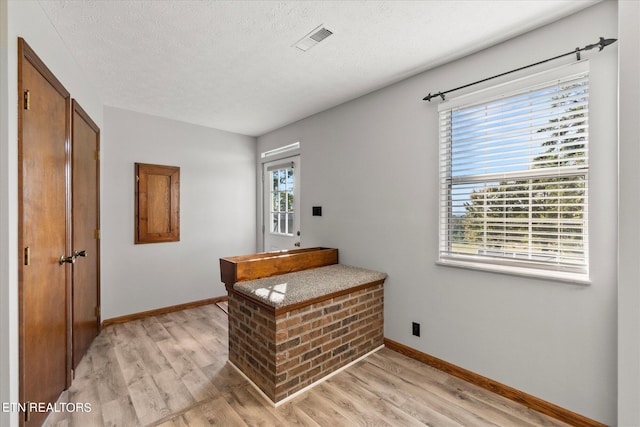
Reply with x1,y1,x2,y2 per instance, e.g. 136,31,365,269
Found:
438,67,589,280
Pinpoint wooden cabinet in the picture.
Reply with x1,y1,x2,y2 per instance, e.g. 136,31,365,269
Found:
220,247,338,290
134,163,180,244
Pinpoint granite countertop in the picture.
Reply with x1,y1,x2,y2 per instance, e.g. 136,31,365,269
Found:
233,264,387,308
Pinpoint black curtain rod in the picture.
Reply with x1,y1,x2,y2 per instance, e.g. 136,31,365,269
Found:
423,37,617,102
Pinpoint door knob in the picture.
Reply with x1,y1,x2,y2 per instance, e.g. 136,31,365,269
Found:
59,255,76,265
294,242,301,247
59,250,87,265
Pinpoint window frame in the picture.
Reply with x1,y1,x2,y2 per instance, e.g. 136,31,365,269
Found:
437,62,590,284
268,161,296,237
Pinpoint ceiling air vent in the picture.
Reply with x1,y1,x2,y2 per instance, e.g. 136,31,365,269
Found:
293,25,333,52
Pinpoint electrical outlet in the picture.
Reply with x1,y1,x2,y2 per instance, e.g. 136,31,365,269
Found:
412,322,420,337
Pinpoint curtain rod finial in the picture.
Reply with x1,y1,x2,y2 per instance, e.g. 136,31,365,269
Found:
584,36,617,52
598,37,617,51
423,92,444,102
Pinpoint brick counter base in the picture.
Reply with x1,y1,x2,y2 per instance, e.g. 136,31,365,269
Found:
228,281,384,404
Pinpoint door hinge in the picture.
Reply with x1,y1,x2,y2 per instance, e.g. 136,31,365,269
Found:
24,402,31,422
71,368,75,380
24,247,30,266
23,90,30,110
95,151,100,161
94,229,101,240
95,306,101,318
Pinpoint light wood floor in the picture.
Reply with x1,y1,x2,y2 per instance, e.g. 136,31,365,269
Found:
44,303,569,427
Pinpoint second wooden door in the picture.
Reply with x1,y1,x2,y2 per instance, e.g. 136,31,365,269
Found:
71,101,100,370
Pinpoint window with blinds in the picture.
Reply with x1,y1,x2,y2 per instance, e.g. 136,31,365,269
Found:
438,66,589,280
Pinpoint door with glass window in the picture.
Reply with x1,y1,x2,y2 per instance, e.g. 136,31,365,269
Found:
263,156,300,251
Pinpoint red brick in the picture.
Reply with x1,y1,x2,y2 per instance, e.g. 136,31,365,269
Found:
310,316,332,329
323,304,342,315
340,330,358,344
310,334,331,348
331,327,349,339
278,315,301,329
276,357,300,372
286,322,312,338
300,366,322,382
286,361,311,377
321,356,342,372
275,329,288,341
301,309,323,322
300,328,322,343
276,337,300,352
302,347,321,361
322,321,342,334
321,338,341,352
332,343,349,357
287,341,311,358
229,279,384,404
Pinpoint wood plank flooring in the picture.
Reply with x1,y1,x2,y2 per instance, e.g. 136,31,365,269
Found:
44,304,569,427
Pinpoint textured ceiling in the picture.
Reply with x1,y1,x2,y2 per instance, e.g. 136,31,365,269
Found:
39,0,599,136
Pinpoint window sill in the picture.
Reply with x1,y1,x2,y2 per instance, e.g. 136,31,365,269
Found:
436,258,591,285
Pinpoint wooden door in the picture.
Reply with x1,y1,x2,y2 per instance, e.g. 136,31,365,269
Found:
18,39,71,427
71,101,100,369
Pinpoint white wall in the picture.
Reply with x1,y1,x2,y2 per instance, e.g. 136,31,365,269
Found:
0,1,12,426
618,0,640,425
102,107,256,320
0,3,255,424
0,1,632,426
257,2,618,424
0,2,104,426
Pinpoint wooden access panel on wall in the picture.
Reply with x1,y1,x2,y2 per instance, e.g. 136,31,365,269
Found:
135,163,180,244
